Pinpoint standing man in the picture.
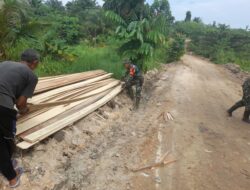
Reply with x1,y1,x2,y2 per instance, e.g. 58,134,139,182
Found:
0,49,39,188
123,60,144,109
227,77,250,123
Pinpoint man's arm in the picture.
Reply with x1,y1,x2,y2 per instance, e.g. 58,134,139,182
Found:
121,70,129,81
16,96,29,115
125,67,136,85
17,74,38,114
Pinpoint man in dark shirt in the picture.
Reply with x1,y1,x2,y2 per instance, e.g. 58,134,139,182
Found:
0,49,39,188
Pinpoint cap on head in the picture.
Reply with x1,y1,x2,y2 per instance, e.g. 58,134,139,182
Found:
123,59,132,65
21,49,40,64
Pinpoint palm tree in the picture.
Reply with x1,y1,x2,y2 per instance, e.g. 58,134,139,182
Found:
103,0,145,22
0,0,30,58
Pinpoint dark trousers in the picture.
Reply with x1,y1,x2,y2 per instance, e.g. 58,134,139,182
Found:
0,133,16,180
0,106,17,181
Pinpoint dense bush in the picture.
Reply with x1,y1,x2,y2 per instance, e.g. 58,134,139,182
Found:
166,34,185,62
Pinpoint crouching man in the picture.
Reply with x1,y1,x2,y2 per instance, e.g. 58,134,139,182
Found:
123,60,144,109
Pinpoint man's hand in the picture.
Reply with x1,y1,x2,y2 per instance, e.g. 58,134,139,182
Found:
121,82,126,89
18,106,29,115
121,76,126,82
16,96,29,115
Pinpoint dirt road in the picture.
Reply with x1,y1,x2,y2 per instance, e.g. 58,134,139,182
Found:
1,55,250,190
127,54,250,190
155,55,250,190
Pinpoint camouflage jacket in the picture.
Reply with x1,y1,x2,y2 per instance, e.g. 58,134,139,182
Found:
124,64,142,84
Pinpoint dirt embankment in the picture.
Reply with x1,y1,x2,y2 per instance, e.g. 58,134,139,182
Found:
223,63,250,81
1,55,250,190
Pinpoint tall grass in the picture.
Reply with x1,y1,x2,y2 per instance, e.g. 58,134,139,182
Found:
144,47,167,71
189,43,250,72
37,42,124,79
37,40,172,78
4,39,171,78
236,59,250,71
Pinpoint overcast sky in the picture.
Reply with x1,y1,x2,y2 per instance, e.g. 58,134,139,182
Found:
61,0,249,29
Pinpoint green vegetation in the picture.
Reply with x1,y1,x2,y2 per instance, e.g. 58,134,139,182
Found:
1,1,249,77
1,1,248,75
3,0,242,78
37,41,124,78
175,12,250,71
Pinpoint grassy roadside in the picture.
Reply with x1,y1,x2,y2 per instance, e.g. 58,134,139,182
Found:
236,59,250,71
36,43,123,79
36,42,169,79
189,43,250,72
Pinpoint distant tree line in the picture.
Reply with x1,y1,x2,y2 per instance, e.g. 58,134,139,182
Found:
175,11,250,70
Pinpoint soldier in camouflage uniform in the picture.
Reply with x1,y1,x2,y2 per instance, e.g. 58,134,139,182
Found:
228,77,250,123
123,60,144,109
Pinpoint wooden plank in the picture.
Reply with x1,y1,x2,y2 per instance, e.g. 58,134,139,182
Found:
38,70,104,81
18,108,50,124
31,78,115,104
39,72,89,81
17,86,121,150
132,159,177,172
38,74,102,87
21,85,122,146
17,141,35,150
35,70,105,87
17,79,114,124
30,73,112,104
35,71,106,95
37,78,115,103
36,72,104,90
39,74,68,81
29,81,120,111
35,70,106,94
60,79,114,100
17,81,120,135
18,86,93,123
17,102,84,135
19,90,110,138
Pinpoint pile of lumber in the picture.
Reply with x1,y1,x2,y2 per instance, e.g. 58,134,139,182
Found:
17,70,122,150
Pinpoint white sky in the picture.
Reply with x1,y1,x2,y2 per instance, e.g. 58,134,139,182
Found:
61,0,250,29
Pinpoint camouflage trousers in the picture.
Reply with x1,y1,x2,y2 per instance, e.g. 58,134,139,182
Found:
126,76,144,107
231,96,250,111
243,96,250,111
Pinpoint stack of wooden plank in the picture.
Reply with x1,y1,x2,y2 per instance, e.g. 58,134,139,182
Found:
17,70,122,150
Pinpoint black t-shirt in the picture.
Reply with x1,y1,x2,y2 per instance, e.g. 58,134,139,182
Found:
0,61,38,109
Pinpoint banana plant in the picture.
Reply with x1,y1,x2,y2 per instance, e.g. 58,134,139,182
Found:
105,10,168,69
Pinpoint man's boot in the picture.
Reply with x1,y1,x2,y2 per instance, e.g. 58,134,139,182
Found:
242,110,250,123
127,87,134,101
134,97,140,110
227,100,245,117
